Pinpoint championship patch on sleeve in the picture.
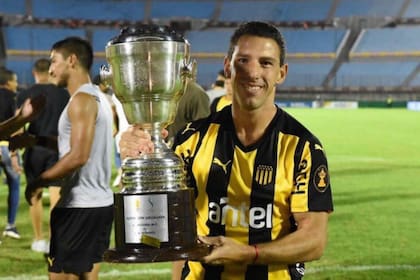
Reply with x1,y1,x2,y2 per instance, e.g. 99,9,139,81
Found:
313,165,329,193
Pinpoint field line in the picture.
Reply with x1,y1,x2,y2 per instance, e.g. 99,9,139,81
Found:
0,267,171,280
307,264,420,273
2,264,420,279
100,268,171,278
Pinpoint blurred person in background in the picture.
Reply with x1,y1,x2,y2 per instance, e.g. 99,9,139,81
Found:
92,74,115,117
110,93,128,187
0,85,46,247
0,68,22,240
119,21,333,280
166,79,210,144
92,74,122,187
0,95,45,140
12,58,70,253
210,76,232,113
206,69,226,105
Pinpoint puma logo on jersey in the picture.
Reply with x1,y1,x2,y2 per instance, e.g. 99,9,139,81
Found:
47,257,55,267
181,122,196,134
213,157,231,174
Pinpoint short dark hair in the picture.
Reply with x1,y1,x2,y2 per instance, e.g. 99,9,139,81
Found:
227,21,286,66
0,68,15,86
33,58,50,73
51,37,93,71
214,80,225,87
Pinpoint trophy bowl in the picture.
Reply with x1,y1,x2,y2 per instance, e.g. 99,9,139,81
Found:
100,24,210,263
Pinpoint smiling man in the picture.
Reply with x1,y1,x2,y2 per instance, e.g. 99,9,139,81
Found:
119,21,334,280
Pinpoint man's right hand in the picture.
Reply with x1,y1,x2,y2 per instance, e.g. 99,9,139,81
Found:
18,94,46,122
119,125,168,160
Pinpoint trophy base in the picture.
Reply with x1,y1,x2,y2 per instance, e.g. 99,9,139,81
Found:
107,189,210,263
104,243,211,263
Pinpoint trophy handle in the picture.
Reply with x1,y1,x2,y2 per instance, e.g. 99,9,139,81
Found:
180,39,196,86
99,64,113,88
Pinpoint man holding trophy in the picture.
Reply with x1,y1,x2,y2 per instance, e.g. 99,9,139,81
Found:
118,21,334,280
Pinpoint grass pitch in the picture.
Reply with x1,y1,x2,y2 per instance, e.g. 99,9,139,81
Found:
0,108,419,279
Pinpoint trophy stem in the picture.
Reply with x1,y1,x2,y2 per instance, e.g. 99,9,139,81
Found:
119,122,184,193
148,123,169,154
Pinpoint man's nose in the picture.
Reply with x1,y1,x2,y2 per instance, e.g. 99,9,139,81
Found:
244,60,261,79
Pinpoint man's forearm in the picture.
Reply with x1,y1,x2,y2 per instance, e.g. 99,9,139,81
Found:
0,115,27,140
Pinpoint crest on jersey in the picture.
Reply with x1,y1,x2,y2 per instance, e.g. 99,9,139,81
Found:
313,165,329,192
255,165,273,186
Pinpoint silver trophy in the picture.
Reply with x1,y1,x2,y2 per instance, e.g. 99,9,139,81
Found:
100,25,209,262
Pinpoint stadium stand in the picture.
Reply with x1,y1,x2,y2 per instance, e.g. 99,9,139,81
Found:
335,61,418,87
351,26,420,54
403,0,420,18
150,1,216,20
219,0,333,22
32,0,145,21
1,0,419,102
334,0,406,18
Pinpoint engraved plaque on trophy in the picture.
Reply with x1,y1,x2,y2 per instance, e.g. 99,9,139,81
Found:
100,24,209,262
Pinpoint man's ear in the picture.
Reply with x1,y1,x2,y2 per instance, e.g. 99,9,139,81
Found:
276,63,288,84
68,53,77,68
223,57,231,78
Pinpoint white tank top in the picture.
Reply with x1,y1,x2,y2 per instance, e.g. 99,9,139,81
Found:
57,83,114,208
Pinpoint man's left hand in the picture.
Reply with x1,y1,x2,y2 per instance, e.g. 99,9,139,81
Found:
199,236,255,265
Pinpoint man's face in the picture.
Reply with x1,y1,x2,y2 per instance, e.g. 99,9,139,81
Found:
226,35,287,111
49,50,70,88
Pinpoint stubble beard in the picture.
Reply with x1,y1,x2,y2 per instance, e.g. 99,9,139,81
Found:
55,72,69,88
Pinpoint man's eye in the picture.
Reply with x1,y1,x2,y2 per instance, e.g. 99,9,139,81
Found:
262,61,273,67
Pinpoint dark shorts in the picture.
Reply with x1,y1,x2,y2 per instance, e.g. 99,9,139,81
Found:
48,205,114,274
23,146,61,186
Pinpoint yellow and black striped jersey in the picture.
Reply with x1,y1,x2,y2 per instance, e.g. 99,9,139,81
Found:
173,105,333,280
210,95,232,113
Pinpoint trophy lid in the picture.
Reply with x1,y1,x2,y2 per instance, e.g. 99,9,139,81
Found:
108,24,187,45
